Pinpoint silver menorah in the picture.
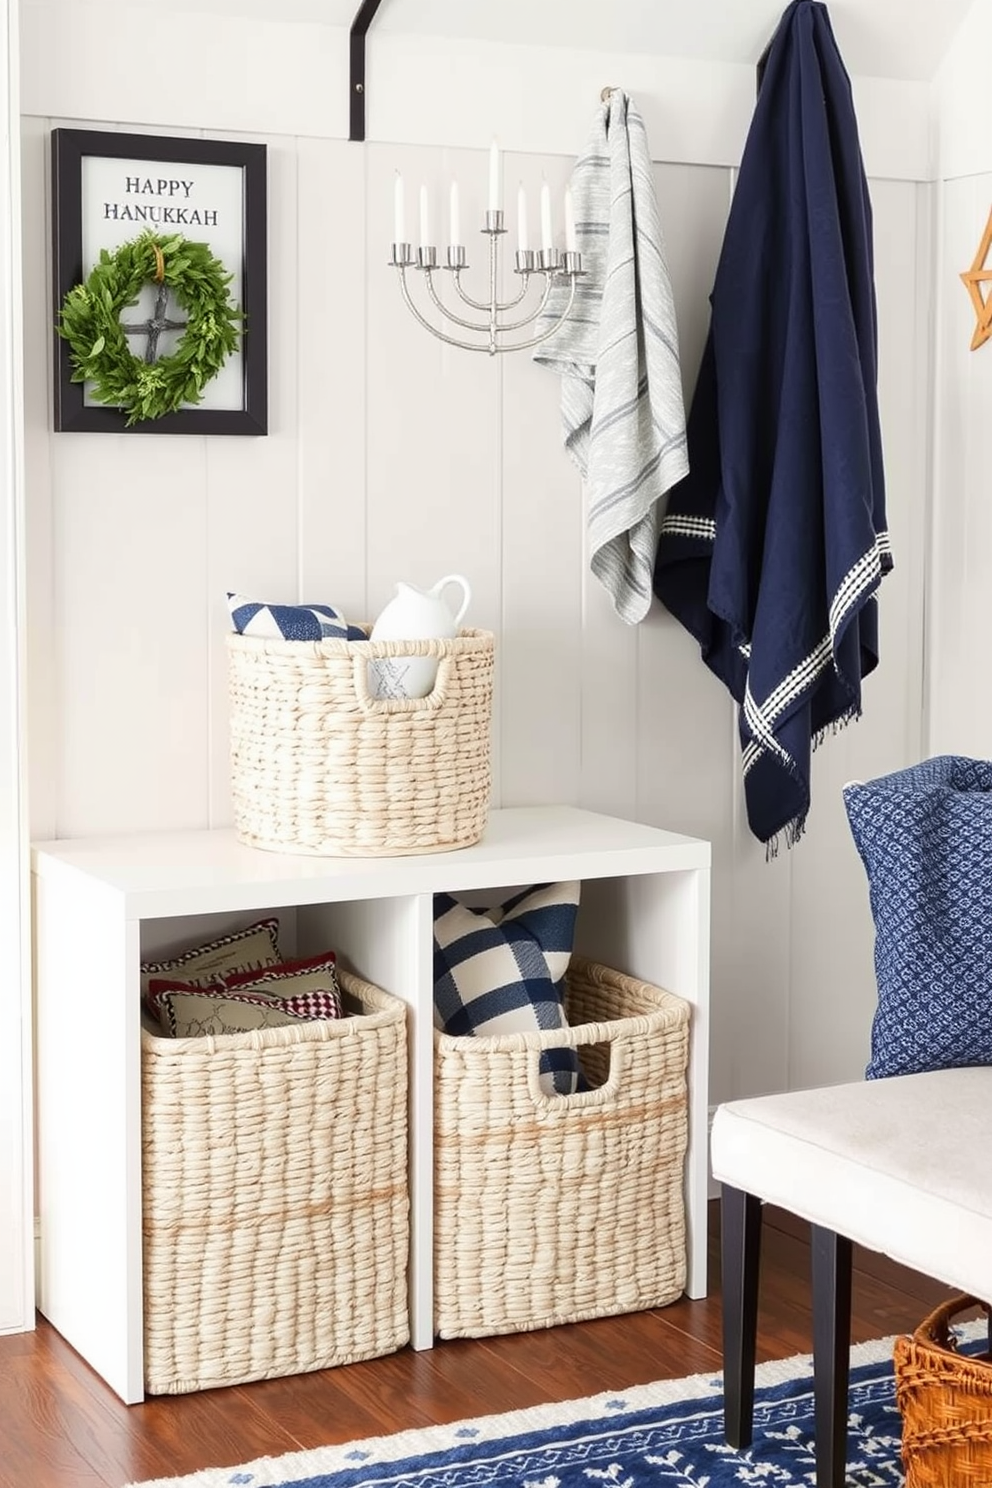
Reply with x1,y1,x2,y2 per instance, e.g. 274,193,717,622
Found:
389,207,583,357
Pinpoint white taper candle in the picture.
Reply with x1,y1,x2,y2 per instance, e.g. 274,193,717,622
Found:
540,181,553,251
419,184,430,248
517,184,528,252
394,171,405,242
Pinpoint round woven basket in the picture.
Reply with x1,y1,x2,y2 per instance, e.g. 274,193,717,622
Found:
227,627,494,856
895,1295,992,1486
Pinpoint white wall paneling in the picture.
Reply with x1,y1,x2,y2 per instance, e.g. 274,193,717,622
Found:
366,0,972,89
927,0,992,756
296,138,368,619
0,0,32,1335
369,34,931,182
19,2,349,143
18,2,931,181
20,113,55,842
928,170,992,757
499,147,583,810
206,129,301,825
932,0,992,181
53,432,212,837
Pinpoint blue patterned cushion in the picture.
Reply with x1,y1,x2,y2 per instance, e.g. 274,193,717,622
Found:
227,591,366,642
433,882,582,1095
844,756,992,1079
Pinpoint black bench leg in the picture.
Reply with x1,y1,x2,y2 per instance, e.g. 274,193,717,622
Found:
721,1184,762,1449
810,1225,853,1488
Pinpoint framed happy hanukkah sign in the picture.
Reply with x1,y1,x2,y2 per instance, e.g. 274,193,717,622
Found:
51,128,268,435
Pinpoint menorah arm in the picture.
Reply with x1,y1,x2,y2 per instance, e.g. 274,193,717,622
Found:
396,260,580,357
493,274,579,352
449,269,490,313
448,266,546,316
423,270,493,333
397,267,496,353
449,270,536,315
493,275,535,313
493,272,556,332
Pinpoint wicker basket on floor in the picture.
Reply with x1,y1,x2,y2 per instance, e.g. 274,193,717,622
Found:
227,628,494,857
433,955,690,1339
895,1295,992,1485
141,970,409,1394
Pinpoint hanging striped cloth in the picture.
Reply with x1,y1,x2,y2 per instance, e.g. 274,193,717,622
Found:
533,90,688,625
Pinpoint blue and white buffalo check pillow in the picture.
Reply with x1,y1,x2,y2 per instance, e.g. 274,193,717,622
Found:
433,881,582,1095
227,591,366,642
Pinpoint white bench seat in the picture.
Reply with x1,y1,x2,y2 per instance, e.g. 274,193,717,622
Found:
710,1067,992,1487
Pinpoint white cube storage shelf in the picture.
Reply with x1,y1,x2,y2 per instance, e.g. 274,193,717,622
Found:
32,806,711,1404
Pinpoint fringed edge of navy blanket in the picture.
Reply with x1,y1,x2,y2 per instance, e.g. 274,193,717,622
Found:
653,0,892,847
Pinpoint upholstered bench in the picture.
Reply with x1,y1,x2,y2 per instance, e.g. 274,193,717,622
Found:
710,1067,992,1488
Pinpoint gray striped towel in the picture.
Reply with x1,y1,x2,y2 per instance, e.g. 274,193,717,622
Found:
533,91,688,624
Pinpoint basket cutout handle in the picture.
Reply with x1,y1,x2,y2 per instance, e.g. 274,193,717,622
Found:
351,649,454,712
523,1025,628,1109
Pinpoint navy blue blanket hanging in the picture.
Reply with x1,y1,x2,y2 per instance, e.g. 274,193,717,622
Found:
653,0,891,848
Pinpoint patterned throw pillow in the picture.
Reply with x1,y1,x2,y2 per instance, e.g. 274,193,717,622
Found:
140,917,281,1008
147,949,344,1037
227,592,366,642
433,882,581,1095
844,755,992,1079
222,950,342,1001
149,982,343,1038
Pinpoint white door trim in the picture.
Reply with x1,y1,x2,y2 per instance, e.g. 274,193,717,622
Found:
0,0,33,1336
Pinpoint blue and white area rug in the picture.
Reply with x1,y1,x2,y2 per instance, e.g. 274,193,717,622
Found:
125,1332,933,1488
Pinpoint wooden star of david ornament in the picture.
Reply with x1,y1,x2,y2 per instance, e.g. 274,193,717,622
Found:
961,205,992,351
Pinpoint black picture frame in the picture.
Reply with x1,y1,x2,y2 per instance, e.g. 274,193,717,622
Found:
51,128,267,435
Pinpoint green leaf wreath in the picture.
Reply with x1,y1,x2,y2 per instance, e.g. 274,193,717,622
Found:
57,231,243,426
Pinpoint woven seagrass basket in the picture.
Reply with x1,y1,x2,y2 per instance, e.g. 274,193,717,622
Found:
433,955,690,1339
895,1295,992,1486
227,628,494,857
141,970,409,1394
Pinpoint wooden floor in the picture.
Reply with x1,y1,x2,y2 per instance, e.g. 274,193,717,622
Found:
0,1203,952,1488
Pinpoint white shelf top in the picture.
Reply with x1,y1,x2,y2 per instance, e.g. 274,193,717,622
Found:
32,805,710,919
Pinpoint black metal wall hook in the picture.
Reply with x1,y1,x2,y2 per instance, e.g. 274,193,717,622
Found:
350,0,385,142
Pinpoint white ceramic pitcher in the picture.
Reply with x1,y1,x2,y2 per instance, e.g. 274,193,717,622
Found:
368,574,472,699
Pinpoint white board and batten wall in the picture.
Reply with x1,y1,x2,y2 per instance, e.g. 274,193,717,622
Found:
0,0,31,1336
927,0,992,760
11,1,935,1333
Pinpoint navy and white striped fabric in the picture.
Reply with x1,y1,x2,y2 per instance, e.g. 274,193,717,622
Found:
653,1,890,848
227,592,367,642
433,882,582,1096
533,90,688,625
